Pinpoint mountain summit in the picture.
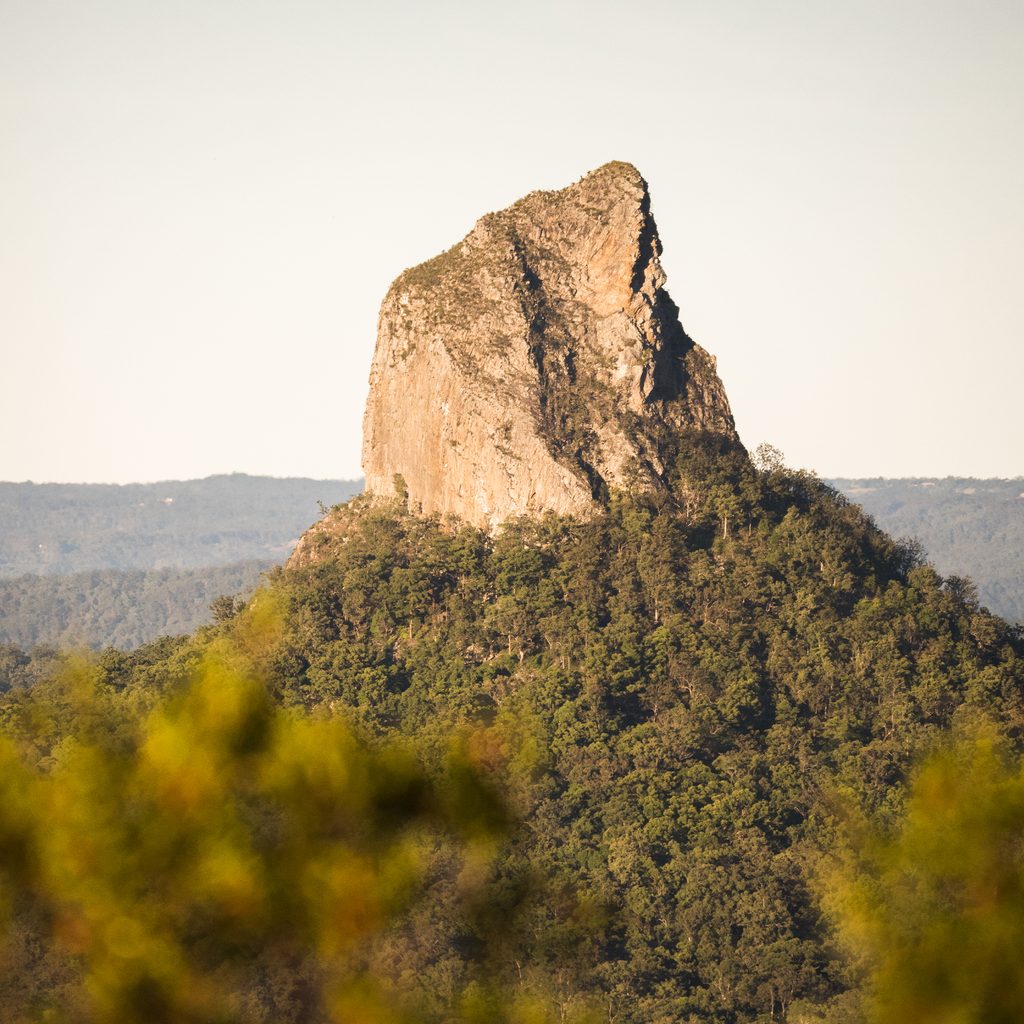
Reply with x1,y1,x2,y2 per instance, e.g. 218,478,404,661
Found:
361,161,739,528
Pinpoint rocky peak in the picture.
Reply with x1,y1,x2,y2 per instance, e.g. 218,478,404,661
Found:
360,161,740,529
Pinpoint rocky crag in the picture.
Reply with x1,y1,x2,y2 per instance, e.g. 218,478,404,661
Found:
358,161,739,530
368,162,740,533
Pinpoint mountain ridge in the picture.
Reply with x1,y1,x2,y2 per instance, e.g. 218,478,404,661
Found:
827,475,1024,621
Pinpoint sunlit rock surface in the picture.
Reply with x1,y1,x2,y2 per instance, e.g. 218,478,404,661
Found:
361,160,740,530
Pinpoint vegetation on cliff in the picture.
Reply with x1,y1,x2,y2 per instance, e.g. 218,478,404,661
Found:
2,434,1023,1022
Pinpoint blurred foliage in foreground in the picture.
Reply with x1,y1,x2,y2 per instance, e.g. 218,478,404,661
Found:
0,611,540,1024
816,737,1024,1024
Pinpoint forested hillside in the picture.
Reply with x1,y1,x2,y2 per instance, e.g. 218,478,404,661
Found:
3,434,1021,1023
0,560,274,651
828,477,1024,622
0,474,362,576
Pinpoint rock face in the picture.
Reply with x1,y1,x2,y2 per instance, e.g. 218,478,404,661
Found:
361,161,740,529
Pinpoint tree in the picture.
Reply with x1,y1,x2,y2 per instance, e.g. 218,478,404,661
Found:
209,593,238,623
752,443,785,475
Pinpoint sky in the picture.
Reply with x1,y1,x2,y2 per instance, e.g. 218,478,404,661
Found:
2,0,1022,485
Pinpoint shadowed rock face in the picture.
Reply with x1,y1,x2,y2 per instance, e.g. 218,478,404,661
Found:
361,161,740,529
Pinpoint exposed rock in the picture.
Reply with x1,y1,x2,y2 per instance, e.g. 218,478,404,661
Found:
362,160,740,530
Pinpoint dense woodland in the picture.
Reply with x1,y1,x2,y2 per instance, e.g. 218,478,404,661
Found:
2,435,1022,1023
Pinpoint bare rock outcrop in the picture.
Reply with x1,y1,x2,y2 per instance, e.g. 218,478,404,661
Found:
361,161,740,530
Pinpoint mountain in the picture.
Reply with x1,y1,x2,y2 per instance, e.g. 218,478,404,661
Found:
2,166,1022,1024
0,474,363,577
270,469,1024,1023
362,161,737,529
8,454,1020,1023
828,476,1024,622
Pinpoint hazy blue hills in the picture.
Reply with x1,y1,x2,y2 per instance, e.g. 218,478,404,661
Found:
0,474,363,576
828,476,1024,622
0,474,363,649
0,561,275,652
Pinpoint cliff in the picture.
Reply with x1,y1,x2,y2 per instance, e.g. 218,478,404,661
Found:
364,161,740,530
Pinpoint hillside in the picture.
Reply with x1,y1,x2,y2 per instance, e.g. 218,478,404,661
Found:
828,476,1024,621
269,466,1023,1022
0,474,363,577
4,439,1022,1023
0,560,275,652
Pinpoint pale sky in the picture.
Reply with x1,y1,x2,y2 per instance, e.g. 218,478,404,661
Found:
2,0,1021,484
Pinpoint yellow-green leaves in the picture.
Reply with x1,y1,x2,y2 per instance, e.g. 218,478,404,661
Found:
0,651,508,1024
825,739,1024,1024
